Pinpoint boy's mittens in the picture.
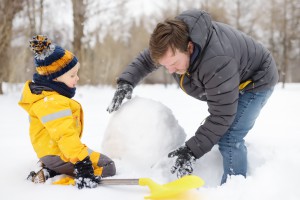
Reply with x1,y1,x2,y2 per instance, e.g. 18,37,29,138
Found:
74,156,101,189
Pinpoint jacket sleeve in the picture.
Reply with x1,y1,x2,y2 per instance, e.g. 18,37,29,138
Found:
186,57,240,159
33,96,88,163
117,48,158,87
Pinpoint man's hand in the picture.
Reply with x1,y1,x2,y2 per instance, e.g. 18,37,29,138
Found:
168,145,196,178
107,81,133,113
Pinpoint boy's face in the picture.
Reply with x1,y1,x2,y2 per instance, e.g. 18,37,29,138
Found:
158,42,193,75
55,63,80,88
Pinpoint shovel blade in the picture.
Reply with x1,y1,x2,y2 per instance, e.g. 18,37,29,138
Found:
139,175,204,199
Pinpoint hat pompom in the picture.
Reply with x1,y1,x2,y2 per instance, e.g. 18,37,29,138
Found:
29,35,52,55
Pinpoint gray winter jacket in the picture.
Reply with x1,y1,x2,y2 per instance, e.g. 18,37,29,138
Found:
117,10,278,159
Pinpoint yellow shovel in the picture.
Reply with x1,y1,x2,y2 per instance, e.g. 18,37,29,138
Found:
53,175,204,199
98,175,204,199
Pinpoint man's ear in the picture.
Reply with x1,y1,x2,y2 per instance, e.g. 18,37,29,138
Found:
187,41,194,54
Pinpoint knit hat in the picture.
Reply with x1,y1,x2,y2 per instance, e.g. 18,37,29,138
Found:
29,35,78,80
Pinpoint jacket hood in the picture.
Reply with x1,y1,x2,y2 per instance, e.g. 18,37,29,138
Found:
176,9,213,49
18,81,57,113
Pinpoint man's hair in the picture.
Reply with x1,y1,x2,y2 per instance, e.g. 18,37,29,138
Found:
149,19,190,64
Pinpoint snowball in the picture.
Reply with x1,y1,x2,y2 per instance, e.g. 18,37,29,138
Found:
101,96,186,168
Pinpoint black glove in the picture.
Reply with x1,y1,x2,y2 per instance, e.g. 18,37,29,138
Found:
168,145,196,178
107,81,133,113
74,156,101,189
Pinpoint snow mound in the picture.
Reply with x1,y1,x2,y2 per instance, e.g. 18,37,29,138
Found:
101,96,186,168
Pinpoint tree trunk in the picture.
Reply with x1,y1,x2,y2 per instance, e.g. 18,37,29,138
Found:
281,0,288,88
0,82,3,94
38,0,44,34
72,0,86,83
26,0,36,36
0,0,23,94
236,0,241,30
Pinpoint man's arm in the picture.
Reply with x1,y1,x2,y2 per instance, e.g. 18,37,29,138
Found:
107,48,158,113
117,48,158,87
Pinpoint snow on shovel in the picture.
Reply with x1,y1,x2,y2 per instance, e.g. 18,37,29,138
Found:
98,175,205,199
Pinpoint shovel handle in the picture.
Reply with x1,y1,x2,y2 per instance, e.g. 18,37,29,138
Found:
99,178,140,185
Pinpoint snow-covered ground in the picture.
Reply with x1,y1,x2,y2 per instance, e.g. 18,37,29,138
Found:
1,83,299,200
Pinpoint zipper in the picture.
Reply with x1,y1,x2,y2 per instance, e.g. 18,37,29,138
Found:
239,80,253,91
180,72,190,93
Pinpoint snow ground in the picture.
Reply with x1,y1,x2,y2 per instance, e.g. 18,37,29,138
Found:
1,83,299,200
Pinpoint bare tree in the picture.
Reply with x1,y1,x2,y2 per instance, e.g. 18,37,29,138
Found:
26,0,36,36
263,0,300,86
235,0,242,29
287,0,300,82
3,0,300,87
279,0,300,86
25,0,44,35
38,0,44,33
281,0,288,87
0,0,23,94
72,0,86,83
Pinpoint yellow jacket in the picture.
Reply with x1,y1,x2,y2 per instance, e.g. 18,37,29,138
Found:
19,81,89,164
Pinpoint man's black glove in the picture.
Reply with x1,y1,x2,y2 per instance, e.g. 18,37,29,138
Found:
168,145,196,178
107,81,133,113
74,156,101,189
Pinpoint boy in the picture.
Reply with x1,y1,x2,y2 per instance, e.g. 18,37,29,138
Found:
19,35,116,189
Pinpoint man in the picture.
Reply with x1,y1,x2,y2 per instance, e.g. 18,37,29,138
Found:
107,9,278,184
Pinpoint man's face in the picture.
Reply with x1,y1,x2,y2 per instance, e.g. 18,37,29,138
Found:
158,43,193,75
